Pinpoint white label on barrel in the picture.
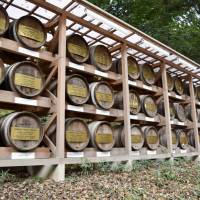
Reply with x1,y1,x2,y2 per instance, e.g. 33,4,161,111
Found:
172,150,176,154
15,97,37,106
11,152,35,160
175,95,182,99
130,115,139,120
145,117,155,122
143,85,153,91
128,80,137,86
178,122,184,126
147,150,157,155
170,120,174,124
180,149,187,154
67,105,84,112
96,151,110,157
69,62,84,71
18,47,39,58
95,70,108,78
131,151,140,156
67,152,84,158
96,109,110,116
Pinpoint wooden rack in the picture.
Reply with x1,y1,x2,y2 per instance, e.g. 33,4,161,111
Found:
0,0,199,181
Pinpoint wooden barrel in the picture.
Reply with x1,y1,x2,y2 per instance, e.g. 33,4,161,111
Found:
140,95,157,117
157,97,175,120
65,118,90,152
114,90,141,114
197,109,200,122
158,127,178,149
0,58,5,85
187,130,195,147
174,77,184,95
89,121,115,151
0,112,44,151
90,81,114,110
176,129,189,149
185,104,197,121
66,34,89,63
90,45,112,71
0,6,9,36
174,103,186,122
9,15,46,49
5,61,44,98
167,73,174,92
112,56,140,80
113,124,144,150
197,87,200,101
142,126,159,150
140,64,156,85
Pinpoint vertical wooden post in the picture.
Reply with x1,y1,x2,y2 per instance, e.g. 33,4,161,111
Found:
161,63,173,155
189,76,200,154
53,14,66,181
121,44,132,155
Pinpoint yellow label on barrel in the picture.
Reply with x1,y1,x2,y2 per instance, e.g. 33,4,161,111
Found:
95,53,110,66
180,136,187,144
18,24,44,43
146,135,158,144
11,127,40,141
66,131,88,143
96,92,113,102
67,84,87,98
130,96,139,109
15,73,42,90
170,106,175,116
128,65,138,74
143,67,154,80
175,80,183,93
96,133,113,144
0,109,14,118
145,102,157,113
68,43,87,57
131,135,142,144
0,18,6,31
172,135,177,145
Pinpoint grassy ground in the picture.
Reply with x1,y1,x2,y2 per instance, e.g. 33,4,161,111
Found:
0,158,199,200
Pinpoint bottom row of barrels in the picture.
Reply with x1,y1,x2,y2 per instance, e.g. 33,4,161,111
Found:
0,111,197,153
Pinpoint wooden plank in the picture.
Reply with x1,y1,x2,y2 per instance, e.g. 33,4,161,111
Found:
121,44,132,155
189,76,200,153
0,38,54,62
161,63,173,154
0,90,51,108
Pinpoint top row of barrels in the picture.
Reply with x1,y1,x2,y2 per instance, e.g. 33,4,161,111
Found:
0,6,199,98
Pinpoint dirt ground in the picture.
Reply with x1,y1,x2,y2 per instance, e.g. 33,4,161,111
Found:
0,159,199,200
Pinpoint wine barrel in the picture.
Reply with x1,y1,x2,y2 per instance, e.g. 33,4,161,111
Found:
89,121,115,151
66,34,89,63
174,103,186,122
140,64,156,85
167,73,174,92
185,104,197,121
0,58,5,85
90,45,112,71
174,77,184,95
90,81,114,110
197,87,200,101
158,127,178,149
187,130,200,147
113,124,144,150
140,95,157,117
176,129,189,149
197,109,200,122
9,15,46,49
112,56,140,80
0,6,9,36
65,118,90,152
0,112,44,151
142,126,159,150
114,90,141,114
157,97,175,120
5,61,44,98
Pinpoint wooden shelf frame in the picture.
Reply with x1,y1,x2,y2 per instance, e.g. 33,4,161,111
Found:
0,0,199,182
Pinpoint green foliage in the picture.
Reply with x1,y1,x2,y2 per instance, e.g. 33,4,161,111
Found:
80,158,94,175
88,0,200,63
0,170,16,184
